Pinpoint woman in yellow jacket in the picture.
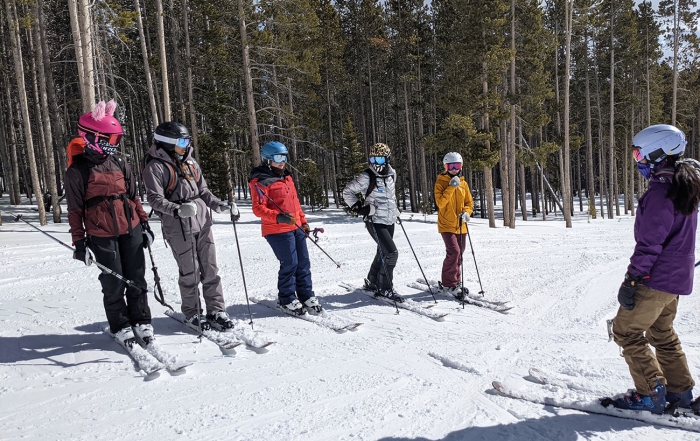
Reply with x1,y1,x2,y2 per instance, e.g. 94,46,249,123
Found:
434,152,474,300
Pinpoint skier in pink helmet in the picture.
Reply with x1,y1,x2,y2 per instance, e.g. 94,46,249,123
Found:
64,100,153,348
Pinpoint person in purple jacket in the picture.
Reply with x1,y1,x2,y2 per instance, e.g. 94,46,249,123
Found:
610,124,700,414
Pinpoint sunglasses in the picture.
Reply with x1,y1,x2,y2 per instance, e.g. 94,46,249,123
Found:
445,162,462,171
369,156,386,165
271,154,287,163
632,148,643,162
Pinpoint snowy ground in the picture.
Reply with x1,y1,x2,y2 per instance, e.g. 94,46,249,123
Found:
2,194,700,441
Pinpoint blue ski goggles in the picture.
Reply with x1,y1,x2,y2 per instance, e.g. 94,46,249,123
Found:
154,133,191,149
270,154,287,163
369,156,386,165
176,138,191,148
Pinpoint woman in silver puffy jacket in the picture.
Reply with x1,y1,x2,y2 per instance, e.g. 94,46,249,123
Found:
342,143,403,302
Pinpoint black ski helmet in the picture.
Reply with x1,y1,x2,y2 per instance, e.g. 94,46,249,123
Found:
154,121,191,154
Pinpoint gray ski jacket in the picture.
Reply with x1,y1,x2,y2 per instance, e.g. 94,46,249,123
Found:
142,144,222,239
342,166,400,226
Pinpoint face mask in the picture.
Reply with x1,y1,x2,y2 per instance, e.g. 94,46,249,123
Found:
637,162,651,180
176,154,184,161
97,138,118,156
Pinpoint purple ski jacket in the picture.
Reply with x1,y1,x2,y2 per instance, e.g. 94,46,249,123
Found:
628,172,697,295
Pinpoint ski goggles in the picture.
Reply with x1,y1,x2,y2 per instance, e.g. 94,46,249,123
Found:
79,124,123,146
632,148,643,162
154,133,191,148
270,154,287,163
445,162,462,171
369,156,386,165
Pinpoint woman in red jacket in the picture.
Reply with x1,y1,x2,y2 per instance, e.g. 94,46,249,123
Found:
248,141,322,316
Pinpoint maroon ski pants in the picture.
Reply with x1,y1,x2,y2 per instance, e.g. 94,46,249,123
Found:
441,232,467,288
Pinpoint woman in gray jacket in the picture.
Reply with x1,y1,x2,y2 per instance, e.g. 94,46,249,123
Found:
142,121,239,330
342,143,403,302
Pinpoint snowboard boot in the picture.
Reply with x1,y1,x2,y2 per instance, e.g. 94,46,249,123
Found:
186,314,211,331
363,278,379,293
114,327,136,348
279,299,307,316
613,381,666,414
206,310,235,330
376,288,405,303
303,296,323,314
132,323,155,344
666,388,693,409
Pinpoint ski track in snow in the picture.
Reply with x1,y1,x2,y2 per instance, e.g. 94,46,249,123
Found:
2,198,700,440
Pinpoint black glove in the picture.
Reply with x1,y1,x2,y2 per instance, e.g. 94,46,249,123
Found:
618,272,648,311
141,222,154,249
276,212,296,225
351,202,374,217
73,239,94,266
301,223,310,234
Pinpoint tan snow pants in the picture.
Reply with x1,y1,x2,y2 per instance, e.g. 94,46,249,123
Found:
613,284,694,395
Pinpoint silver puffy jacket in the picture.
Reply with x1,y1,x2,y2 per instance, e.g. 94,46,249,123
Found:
342,166,400,225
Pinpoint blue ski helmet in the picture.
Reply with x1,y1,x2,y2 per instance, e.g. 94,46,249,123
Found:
261,141,289,164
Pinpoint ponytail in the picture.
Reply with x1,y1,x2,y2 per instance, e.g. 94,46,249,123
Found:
667,158,700,215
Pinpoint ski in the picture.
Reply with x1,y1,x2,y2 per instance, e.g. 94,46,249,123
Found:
408,279,512,314
164,309,243,351
492,379,700,432
340,282,448,321
133,333,192,372
103,326,163,375
250,297,363,332
207,318,276,349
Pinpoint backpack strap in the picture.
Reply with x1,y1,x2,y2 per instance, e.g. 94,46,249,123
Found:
364,168,377,199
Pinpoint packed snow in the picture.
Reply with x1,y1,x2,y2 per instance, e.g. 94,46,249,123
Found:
2,195,700,440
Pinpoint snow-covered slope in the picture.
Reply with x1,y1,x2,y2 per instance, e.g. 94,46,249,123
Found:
2,197,699,440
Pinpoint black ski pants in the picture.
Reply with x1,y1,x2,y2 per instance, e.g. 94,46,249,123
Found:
365,222,398,291
89,223,151,333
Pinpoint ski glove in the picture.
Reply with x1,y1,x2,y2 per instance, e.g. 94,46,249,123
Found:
449,176,461,187
276,212,296,225
214,201,230,214
460,212,471,223
141,222,154,249
176,201,197,219
618,272,648,310
351,201,376,217
229,202,240,222
301,223,310,234
73,239,94,266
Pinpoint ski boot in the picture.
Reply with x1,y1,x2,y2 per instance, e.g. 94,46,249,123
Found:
438,281,465,301
186,314,211,331
206,310,235,330
132,323,155,344
665,388,694,414
604,382,666,415
376,288,405,303
279,299,307,316
363,278,379,293
114,327,136,348
303,297,323,314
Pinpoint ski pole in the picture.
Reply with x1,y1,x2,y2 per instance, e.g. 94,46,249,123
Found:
11,213,147,293
368,221,400,313
253,183,341,268
459,216,465,310
178,217,204,338
465,223,485,296
231,209,254,329
145,243,175,311
396,217,437,304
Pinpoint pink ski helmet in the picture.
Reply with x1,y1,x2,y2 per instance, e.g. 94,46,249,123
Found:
77,100,123,156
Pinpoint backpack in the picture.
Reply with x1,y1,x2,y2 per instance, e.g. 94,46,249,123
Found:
143,152,200,202
362,168,393,199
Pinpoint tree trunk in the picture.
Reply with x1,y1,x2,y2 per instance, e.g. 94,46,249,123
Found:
31,4,60,221
6,0,46,223
77,0,95,109
562,0,573,227
238,0,260,165
402,81,417,212
181,0,199,161
155,0,171,121
135,0,159,127
608,0,615,219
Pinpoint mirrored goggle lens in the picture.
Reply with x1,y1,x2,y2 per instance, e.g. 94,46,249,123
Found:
446,162,462,171
176,138,191,148
98,133,122,146
632,148,643,162
369,156,386,165
272,154,287,163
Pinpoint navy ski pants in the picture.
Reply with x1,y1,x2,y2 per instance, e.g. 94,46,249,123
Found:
265,228,314,305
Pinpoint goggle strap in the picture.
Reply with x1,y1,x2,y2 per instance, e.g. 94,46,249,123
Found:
155,133,189,146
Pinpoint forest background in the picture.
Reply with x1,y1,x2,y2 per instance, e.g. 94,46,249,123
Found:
0,0,698,229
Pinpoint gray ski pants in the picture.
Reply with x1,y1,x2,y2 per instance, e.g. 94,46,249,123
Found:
167,227,226,319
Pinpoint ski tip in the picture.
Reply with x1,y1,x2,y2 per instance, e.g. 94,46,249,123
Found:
492,380,504,391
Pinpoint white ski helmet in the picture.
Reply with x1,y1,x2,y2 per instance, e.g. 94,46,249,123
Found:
632,124,686,164
443,152,463,165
